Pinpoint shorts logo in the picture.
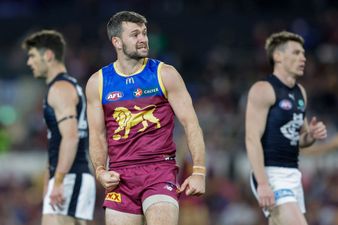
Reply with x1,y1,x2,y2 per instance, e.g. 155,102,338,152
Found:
163,155,175,161
279,99,292,110
105,192,122,203
164,182,177,192
274,189,294,201
106,91,123,101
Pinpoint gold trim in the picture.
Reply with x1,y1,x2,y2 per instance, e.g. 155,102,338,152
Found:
157,62,167,98
99,69,103,102
113,58,148,77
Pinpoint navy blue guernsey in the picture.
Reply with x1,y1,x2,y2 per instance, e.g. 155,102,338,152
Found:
261,74,306,168
43,73,90,177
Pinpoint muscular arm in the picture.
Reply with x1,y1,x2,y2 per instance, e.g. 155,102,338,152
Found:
160,64,205,168
297,84,315,147
49,81,79,177
299,119,315,147
298,84,327,148
245,81,275,208
300,134,338,155
86,71,120,191
245,81,274,186
160,64,205,195
48,81,79,209
86,71,108,171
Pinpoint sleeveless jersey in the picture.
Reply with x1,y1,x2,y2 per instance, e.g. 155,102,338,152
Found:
261,74,306,168
44,73,90,177
100,58,176,168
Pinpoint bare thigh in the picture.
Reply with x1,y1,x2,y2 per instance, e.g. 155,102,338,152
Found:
178,204,210,225
269,202,308,225
145,202,179,225
42,214,87,225
105,208,143,225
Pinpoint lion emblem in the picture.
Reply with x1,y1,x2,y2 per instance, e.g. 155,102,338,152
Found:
112,105,161,140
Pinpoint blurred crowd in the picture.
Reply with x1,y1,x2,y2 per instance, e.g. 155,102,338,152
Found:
1,0,338,224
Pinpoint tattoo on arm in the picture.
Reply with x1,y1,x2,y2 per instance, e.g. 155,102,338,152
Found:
57,115,76,124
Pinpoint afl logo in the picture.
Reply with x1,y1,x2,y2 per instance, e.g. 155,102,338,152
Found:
106,91,123,101
279,99,292,110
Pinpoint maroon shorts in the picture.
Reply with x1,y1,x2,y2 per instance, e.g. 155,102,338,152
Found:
103,162,179,214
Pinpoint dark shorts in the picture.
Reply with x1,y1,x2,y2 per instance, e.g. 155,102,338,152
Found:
103,162,179,214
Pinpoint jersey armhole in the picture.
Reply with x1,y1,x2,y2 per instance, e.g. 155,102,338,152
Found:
296,83,307,106
99,69,103,103
266,81,277,107
157,62,168,99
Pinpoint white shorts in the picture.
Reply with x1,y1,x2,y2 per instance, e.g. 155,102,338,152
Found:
250,166,305,217
43,173,96,220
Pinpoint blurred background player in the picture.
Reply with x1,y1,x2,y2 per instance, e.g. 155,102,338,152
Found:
245,31,327,225
22,30,96,225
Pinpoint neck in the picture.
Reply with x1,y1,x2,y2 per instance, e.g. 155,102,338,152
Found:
273,67,297,88
46,63,67,84
115,57,145,76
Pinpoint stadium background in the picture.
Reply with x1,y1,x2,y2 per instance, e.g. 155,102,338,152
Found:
1,0,338,224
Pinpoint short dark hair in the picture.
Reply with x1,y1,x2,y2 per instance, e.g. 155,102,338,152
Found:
107,11,147,41
22,30,66,62
265,31,304,66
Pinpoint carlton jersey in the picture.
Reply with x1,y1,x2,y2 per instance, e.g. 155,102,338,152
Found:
261,74,306,168
100,58,176,168
44,73,90,177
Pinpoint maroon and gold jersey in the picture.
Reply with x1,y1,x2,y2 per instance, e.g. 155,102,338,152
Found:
100,58,176,168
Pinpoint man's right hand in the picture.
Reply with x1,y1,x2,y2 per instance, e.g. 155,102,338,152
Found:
97,170,120,192
50,184,65,211
257,183,275,209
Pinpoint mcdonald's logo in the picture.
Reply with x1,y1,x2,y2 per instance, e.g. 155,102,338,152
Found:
126,77,135,85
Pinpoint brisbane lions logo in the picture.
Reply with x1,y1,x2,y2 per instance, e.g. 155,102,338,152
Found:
112,105,161,140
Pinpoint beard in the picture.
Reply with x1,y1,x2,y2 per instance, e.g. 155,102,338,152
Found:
122,43,149,60
32,68,43,78
31,61,48,80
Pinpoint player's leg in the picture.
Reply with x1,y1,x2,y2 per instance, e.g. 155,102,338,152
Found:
261,167,306,225
141,163,180,225
269,217,277,225
178,203,210,225
105,208,143,225
42,214,84,225
42,214,57,225
144,200,179,225
269,202,307,225
75,218,87,225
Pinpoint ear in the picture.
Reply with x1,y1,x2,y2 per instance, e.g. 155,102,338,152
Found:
273,50,282,64
44,49,55,62
112,37,122,50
